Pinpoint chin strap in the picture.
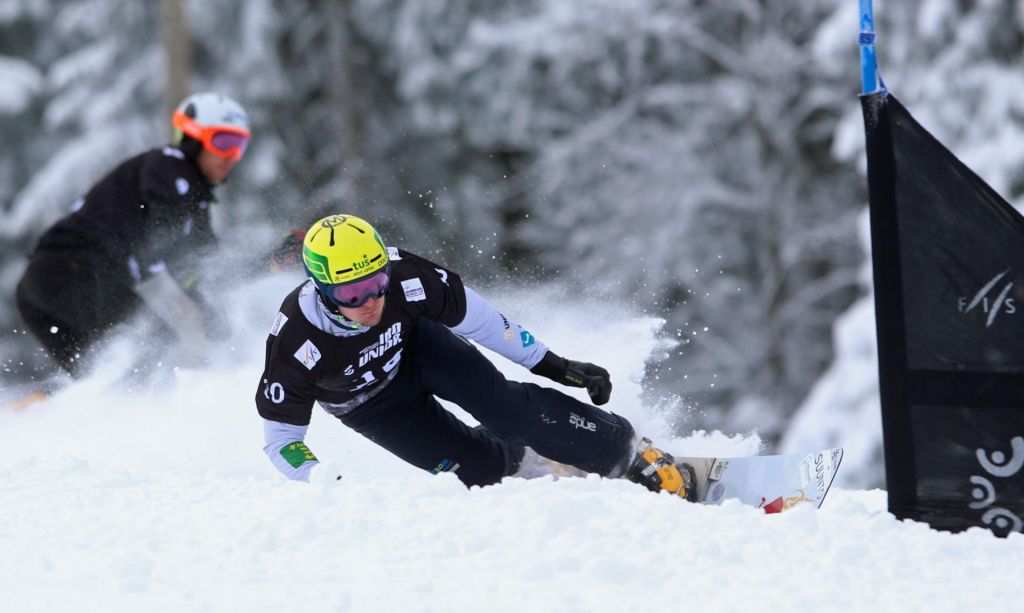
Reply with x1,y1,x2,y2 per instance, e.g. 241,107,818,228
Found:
317,292,366,331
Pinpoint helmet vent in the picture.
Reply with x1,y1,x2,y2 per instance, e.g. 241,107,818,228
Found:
347,223,366,234
184,103,197,118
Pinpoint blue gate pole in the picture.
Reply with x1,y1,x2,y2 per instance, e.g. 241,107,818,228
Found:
859,0,882,94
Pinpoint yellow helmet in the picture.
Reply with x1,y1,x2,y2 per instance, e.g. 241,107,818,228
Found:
302,214,389,285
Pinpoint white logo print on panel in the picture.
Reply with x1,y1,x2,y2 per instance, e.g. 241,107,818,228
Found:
969,436,1024,535
294,339,322,370
402,278,426,302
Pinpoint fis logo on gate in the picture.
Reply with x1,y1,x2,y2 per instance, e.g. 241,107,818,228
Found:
957,269,1016,328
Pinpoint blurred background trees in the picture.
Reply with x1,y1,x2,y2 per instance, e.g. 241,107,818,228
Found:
3,0,1023,460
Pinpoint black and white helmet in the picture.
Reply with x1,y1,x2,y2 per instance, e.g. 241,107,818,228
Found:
171,92,251,159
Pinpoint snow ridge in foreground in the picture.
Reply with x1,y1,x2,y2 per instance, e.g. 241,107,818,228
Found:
0,285,1021,612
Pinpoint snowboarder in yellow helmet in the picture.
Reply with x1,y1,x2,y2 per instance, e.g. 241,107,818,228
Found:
256,213,696,499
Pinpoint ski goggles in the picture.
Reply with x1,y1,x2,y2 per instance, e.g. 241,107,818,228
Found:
172,110,251,160
318,265,391,309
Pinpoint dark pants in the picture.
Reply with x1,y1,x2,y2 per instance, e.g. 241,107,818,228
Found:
16,248,141,378
340,317,635,487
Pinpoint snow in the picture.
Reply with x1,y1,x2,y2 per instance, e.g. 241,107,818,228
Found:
1,278,1022,612
0,55,42,115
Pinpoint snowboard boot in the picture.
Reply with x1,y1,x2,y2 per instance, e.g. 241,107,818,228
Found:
623,437,698,502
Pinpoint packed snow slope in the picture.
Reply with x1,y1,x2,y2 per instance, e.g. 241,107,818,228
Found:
1,276,1022,612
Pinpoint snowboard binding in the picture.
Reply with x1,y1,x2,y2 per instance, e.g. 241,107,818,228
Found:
624,437,699,502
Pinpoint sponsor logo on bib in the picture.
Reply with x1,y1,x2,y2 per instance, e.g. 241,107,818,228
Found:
402,278,426,302
271,312,289,336
294,339,322,370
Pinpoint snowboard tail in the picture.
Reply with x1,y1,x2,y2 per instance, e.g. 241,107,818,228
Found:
678,448,843,513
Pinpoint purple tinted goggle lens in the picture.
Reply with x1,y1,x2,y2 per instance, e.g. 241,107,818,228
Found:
210,131,249,155
327,269,390,308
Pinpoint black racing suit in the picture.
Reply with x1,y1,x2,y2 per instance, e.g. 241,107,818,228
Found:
256,249,635,487
16,146,217,377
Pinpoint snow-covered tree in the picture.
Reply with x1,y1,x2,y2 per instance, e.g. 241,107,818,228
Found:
3,0,1021,456
0,0,144,375
375,0,866,441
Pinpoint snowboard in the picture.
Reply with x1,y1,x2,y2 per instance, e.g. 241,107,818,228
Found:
677,448,843,514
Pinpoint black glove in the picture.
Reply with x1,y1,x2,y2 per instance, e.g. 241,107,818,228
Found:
530,351,613,405
269,229,307,273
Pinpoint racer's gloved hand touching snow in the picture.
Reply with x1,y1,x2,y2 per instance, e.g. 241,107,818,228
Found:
530,351,612,405
269,229,307,273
